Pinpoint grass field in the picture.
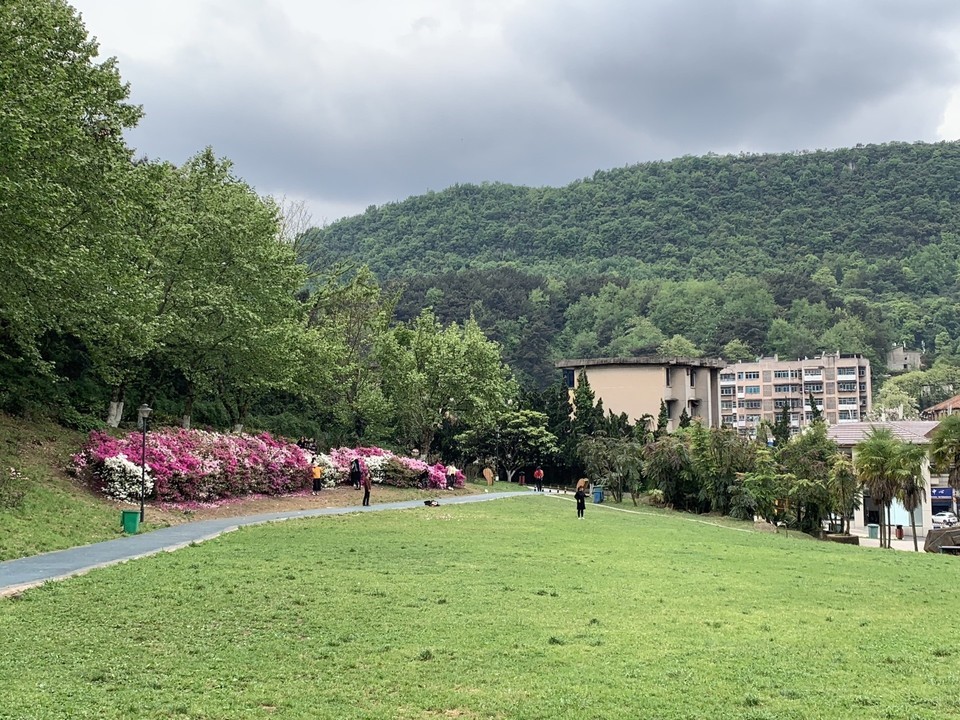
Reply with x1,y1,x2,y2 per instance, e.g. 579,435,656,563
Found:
2,495,958,719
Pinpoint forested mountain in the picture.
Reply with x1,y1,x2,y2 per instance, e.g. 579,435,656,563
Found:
305,141,960,388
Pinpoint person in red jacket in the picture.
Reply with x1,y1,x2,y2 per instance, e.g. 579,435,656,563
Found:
533,465,544,492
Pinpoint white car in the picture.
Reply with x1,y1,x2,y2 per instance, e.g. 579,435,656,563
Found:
932,511,959,527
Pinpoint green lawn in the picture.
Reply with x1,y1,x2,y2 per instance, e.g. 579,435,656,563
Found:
1,496,957,719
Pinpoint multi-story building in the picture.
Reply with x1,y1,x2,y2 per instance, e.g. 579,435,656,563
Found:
719,353,872,435
555,356,727,433
886,344,923,373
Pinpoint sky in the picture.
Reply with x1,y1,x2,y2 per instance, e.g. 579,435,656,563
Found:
69,0,960,226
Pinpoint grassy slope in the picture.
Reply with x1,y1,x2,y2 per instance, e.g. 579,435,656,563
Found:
0,414,131,560
1,498,957,719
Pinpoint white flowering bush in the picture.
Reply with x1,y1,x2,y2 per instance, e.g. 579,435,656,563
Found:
101,454,154,502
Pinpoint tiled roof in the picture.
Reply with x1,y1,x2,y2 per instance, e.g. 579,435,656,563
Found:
921,393,960,416
826,421,941,446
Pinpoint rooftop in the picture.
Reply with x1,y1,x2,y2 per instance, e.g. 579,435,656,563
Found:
554,356,728,369
826,421,941,446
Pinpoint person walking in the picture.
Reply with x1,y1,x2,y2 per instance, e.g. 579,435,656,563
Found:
361,468,371,506
533,465,544,492
349,458,362,490
574,478,588,519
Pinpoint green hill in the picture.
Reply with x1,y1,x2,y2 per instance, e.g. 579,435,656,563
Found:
305,141,960,386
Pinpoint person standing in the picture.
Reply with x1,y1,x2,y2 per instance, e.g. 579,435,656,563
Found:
311,464,323,494
533,465,544,492
361,469,371,506
349,458,362,490
574,478,588,519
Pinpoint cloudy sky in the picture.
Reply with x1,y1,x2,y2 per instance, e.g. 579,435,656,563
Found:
70,0,960,225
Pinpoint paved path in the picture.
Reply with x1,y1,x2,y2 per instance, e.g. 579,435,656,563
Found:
0,491,532,597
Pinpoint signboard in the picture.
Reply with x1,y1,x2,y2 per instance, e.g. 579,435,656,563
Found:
931,487,954,498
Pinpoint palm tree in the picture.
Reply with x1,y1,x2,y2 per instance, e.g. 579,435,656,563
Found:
930,415,960,517
827,453,859,534
894,443,926,552
854,428,899,548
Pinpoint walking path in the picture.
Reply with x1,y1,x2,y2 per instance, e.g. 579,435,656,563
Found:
0,491,532,597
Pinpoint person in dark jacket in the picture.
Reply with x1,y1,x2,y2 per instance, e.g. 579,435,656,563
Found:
362,469,371,506
574,478,588,519
349,458,362,490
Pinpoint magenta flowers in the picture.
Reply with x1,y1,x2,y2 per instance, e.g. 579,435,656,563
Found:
74,428,312,503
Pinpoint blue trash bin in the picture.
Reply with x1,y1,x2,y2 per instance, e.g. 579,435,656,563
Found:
592,487,604,504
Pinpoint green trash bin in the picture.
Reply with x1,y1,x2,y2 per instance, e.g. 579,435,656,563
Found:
867,523,879,539
121,510,140,534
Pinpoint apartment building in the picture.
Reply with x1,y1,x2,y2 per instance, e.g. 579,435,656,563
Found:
556,356,726,432
719,353,872,435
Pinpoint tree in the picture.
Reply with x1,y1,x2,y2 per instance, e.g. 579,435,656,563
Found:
871,384,920,421
772,405,791,448
0,0,141,374
808,392,823,422
826,454,859,534
678,408,691,428
777,421,837,532
721,339,755,363
456,409,558,482
655,399,670,438
929,414,960,517
644,434,696,510
571,370,603,438
894,443,926,551
657,334,703,358
854,428,900,549
578,435,644,504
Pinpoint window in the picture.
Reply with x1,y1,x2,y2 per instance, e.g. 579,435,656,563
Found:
838,397,858,406
722,414,737,425
837,382,857,392
744,400,762,409
790,369,802,378
665,367,672,387
720,387,734,396
745,386,760,394
737,372,744,380
773,370,791,378
689,369,696,388
804,368,823,377
837,367,856,377
721,400,734,410
720,373,735,382
773,384,797,393
839,410,859,420
563,369,575,388
804,383,823,393
744,371,760,380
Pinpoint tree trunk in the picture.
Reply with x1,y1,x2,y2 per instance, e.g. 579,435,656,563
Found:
105,383,126,428
909,509,919,552
232,423,243,433
181,390,194,429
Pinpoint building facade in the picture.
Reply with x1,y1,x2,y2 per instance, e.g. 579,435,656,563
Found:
719,353,872,435
827,421,948,537
920,392,960,420
556,356,727,433
886,344,923,373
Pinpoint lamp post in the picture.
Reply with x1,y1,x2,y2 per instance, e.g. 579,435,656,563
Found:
137,404,152,522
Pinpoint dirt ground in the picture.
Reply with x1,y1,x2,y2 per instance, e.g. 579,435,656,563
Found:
147,483,497,526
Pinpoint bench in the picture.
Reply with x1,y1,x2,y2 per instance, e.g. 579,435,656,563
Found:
939,546,960,556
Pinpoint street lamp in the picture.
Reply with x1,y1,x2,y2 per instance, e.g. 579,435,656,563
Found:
137,404,152,522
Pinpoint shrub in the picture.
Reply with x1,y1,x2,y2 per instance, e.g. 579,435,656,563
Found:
74,428,311,503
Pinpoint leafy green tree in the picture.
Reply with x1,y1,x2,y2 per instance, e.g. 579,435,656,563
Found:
826,454,859,534
571,370,603,438
578,435,644,504
894,443,926,551
0,0,142,367
738,448,790,524
456,409,558,482
772,406,791,447
655,399,670,438
657,335,703,358
678,408,691,429
721,339,755,363
808,393,823,422
644,434,696,510
854,428,901,548
929,414,960,517
777,421,837,532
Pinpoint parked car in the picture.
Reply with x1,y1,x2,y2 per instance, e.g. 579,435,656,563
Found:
932,511,959,527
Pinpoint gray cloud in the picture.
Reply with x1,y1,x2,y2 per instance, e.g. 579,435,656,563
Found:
74,0,960,221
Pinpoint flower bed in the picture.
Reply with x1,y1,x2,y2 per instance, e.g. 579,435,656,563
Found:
314,447,465,489
73,429,311,503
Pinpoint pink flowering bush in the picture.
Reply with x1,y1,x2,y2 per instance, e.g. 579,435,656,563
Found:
316,447,465,489
74,429,311,503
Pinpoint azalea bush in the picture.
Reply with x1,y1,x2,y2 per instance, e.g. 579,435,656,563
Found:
316,447,465,489
74,429,311,503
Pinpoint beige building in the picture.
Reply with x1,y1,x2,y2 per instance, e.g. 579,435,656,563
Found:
920,392,960,420
720,353,872,435
556,356,726,432
827,421,949,538
886,344,923,373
